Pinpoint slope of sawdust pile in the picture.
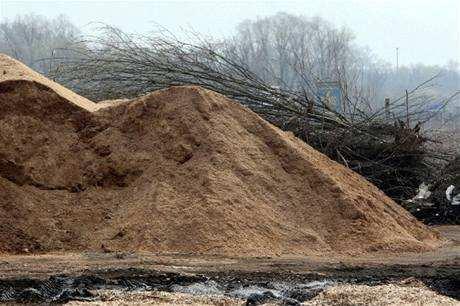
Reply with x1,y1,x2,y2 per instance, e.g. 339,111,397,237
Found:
0,54,441,256
0,54,98,112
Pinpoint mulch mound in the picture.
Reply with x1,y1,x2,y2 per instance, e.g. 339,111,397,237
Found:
0,54,441,256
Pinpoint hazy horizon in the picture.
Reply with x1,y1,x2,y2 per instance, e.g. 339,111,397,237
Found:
1,0,459,67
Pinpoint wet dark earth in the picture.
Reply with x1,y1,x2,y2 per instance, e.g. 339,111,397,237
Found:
0,226,458,304
0,264,458,304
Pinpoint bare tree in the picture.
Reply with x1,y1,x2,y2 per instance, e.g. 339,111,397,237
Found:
0,14,83,75
222,13,391,112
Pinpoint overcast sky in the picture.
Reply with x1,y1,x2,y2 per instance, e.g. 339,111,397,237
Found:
1,0,459,66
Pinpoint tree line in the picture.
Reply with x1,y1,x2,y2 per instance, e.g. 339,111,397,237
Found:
1,13,458,110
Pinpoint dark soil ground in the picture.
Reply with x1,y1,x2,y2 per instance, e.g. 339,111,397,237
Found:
0,226,458,304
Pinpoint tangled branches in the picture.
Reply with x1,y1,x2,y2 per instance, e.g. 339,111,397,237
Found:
51,26,459,204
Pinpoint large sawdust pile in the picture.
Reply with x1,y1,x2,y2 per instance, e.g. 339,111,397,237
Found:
0,54,441,256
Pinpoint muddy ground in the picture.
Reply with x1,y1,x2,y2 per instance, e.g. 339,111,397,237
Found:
0,226,458,304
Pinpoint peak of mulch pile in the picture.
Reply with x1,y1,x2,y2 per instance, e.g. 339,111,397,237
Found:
0,54,441,256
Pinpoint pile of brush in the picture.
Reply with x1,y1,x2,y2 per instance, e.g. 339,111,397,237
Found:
50,26,457,216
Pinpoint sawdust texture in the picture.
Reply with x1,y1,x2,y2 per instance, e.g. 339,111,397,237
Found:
68,290,242,306
0,54,98,112
0,54,441,256
307,283,458,306
67,284,458,306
